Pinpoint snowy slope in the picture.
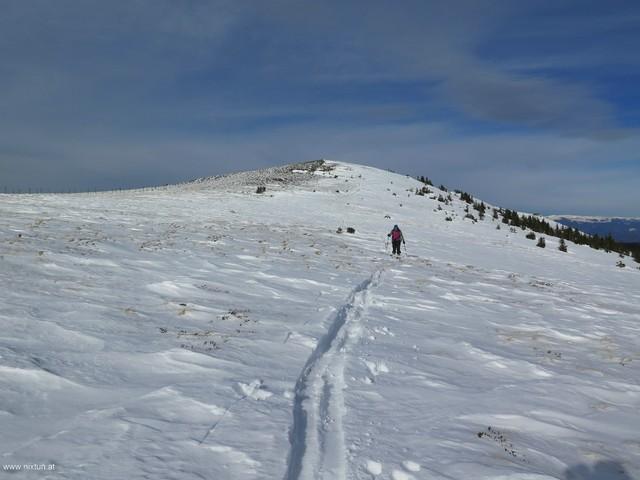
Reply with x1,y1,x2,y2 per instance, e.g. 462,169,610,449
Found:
1,161,639,480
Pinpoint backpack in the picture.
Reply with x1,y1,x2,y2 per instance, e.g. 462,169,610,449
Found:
391,229,402,241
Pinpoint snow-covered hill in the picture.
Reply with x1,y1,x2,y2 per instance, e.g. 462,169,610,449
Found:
1,161,639,480
550,216,640,244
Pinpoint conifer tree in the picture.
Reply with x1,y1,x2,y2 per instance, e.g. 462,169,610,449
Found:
559,239,567,252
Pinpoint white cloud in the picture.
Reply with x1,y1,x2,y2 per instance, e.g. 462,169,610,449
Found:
0,0,638,215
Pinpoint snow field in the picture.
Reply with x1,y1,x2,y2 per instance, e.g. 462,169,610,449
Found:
1,161,639,479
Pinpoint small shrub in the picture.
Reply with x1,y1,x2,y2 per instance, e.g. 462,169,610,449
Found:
473,201,486,215
617,260,626,268
445,216,453,222
346,227,356,234
536,237,546,248
526,232,536,240
336,227,343,234
559,239,568,252
256,186,266,193
459,191,474,204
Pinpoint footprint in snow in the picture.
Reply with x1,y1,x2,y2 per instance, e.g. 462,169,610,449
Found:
364,359,390,377
236,380,273,400
365,459,382,476
391,470,415,480
402,460,420,472
283,331,317,349
373,326,394,337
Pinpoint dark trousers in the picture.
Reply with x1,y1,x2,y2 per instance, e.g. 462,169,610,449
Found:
392,240,402,255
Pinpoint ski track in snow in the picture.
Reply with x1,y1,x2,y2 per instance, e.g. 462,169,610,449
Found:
285,268,383,480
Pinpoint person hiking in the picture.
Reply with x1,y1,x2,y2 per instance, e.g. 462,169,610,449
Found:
388,225,405,255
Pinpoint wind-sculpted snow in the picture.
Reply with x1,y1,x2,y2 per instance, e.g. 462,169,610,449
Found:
1,161,639,479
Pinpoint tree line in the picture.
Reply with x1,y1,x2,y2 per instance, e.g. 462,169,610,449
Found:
416,175,640,264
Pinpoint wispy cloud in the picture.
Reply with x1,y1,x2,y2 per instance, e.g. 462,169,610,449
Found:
0,1,638,213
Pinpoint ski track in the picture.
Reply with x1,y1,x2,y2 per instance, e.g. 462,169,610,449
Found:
285,268,383,480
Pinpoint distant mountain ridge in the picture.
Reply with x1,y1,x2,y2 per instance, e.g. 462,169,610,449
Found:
550,215,640,243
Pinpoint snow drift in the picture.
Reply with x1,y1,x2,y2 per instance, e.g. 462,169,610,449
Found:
1,161,639,479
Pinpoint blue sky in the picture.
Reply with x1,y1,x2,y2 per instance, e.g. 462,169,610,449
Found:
1,0,639,215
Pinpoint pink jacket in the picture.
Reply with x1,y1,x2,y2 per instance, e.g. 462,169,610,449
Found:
391,229,403,241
